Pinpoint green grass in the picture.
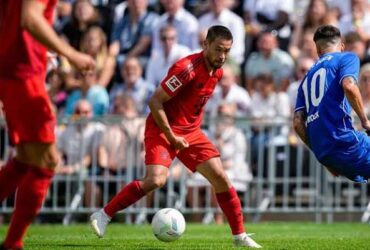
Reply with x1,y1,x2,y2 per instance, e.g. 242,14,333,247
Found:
1,222,370,249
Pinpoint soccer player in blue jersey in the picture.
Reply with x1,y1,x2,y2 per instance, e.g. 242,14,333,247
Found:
294,25,370,183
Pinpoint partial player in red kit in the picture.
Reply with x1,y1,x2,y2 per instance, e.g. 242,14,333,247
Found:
0,0,95,249
90,25,261,248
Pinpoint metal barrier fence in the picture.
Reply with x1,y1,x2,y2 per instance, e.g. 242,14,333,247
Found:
0,117,370,224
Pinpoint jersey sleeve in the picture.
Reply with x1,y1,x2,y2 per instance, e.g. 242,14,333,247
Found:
339,53,360,85
160,59,195,97
294,80,306,113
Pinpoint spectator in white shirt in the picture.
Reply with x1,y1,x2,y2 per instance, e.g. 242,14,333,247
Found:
250,73,290,121
249,73,290,163
287,57,315,111
243,0,294,52
198,0,245,64
56,100,105,175
206,64,251,118
152,0,199,52
109,57,154,115
244,32,294,93
146,25,191,86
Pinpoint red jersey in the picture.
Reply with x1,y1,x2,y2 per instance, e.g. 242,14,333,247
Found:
146,52,223,134
0,0,57,80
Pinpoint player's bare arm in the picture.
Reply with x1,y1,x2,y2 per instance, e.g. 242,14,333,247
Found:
293,110,310,147
342,76,370,130
21,0,95,71
148,86,189,150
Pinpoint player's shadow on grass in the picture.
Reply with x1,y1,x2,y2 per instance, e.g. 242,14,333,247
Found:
62,244,111,248
43,243,114,248
138,248,165,250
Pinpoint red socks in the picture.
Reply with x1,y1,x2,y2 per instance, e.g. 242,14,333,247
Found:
216,187,245,235
3,165,54,249
104,180,146,217
0,159,29,202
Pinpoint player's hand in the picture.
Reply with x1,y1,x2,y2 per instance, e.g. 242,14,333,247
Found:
68,51,96,72
361,120,370,135
169,135,189,151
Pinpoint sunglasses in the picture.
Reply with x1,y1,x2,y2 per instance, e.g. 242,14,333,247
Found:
75,109,91,115
161,36,176,41
299,68,310,73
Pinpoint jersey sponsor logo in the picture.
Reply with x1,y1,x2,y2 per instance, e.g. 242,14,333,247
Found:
165,75,183,92
307,111,320,124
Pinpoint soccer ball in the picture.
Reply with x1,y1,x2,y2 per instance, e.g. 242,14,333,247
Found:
151,208,186,242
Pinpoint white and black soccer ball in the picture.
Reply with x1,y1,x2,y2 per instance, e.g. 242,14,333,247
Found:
151,208,186,242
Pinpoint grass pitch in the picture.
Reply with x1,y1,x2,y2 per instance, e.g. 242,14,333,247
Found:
1,222,370,249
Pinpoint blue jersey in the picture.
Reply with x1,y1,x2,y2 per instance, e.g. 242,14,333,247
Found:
295,52,360,160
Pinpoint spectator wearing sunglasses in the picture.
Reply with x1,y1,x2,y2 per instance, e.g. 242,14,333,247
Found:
64,70,109,117
146,25,191,87
287,57,315,111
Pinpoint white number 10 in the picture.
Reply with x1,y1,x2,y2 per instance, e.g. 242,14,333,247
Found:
302,68,326,112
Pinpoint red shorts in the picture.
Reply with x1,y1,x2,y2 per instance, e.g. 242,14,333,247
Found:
144,124,220,172
0,76,56,145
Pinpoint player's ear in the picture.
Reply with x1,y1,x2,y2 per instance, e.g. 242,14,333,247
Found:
315,44,322,56
340,42,345,52
203,39,209,50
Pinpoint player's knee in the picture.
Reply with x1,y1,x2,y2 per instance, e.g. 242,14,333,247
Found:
44,148,60,169
143,175,167,190
151,176,167,189
211,173,231,192
214,171,229,183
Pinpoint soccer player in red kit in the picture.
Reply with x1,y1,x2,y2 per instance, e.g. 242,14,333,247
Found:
90,25,261,248
0,0,95,249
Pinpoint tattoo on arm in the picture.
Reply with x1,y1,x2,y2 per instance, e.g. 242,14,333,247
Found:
343,76,368,124
293,110,310,147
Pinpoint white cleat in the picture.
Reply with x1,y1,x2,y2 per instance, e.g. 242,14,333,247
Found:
233,234,262,248
90,209,111,238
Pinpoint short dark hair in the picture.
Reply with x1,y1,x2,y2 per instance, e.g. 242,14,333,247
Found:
344,31,363,45
254,73,274,85
313,25,341,44
206,25,233,43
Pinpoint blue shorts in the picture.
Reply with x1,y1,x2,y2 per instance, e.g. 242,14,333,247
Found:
319,132,370,182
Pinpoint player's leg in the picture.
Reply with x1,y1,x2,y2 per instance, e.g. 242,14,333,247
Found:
196,157,240,229
0,77,58,249
0,158,29,202
90,164,169,237
3,143,58,249
104,164,169,217
320,133,370,183
0,80,30,202
90,131,175,237
177,129,261,248
196,158,261,248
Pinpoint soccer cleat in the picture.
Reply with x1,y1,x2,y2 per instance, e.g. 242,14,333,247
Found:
90,209,111,238
233,234,262,248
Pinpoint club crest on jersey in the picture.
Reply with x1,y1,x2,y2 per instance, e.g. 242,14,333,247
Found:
165,75,182,92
